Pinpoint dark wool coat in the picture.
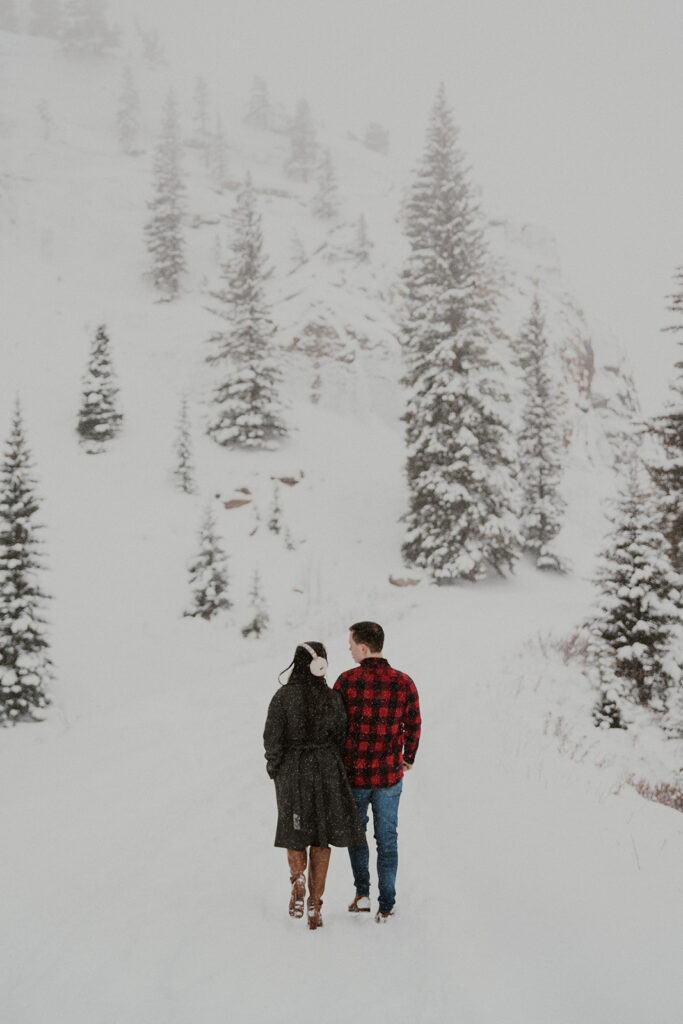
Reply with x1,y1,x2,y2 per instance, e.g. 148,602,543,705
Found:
264,680,365,850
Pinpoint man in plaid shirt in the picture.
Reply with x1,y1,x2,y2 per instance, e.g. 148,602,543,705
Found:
333,621,421,922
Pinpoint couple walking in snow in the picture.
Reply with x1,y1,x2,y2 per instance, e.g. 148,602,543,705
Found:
263,621,422,929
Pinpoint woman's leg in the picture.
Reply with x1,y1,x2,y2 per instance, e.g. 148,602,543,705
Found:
287,849,307,918
307,846,331,929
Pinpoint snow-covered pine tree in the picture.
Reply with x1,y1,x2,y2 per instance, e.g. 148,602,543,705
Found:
0,401,52,726
192,75,210,159
60,0,116,56
588,462,682,713
207,115,228,190
206,173,286,449
77,323,123,453
352,214,372,263
311,149,339,220
144,90,186,301
117,65,141,156
184,504,232,620
401,84,520,582
363,121,389,155
284,99,316,182
29,0,61,37
0,0,18,32
173,396,196,494
244,76,270,129
241,570,269,637
513,295,567,570
648,262,683,572
268,483,282,534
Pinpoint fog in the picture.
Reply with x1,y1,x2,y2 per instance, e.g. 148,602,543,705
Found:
120,0,682,409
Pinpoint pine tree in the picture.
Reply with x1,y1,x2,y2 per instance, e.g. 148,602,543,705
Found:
117,65,141,156
363,121,389,155
352,214,372,263
207,115,228,190
401,84,520,582
0,0,18,32
588,463,682,712
284,99,316,182
60,0,116,56
29,0,61,37
241,570,269,637
311,149,339,219
206,174,286,449
648,262,683,571
244,76,269,129
184,504,231,620
513,296,567,570
145,90,186,301
192,76,209,148
268,483,282,534
0,401,52,726
77,324,123,453
173,396,196,494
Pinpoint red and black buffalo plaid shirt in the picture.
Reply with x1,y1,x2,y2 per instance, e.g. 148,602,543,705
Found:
333,658,421,789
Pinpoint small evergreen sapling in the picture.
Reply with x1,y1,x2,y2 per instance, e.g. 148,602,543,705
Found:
267,483,282,534
173,396,196,494
311,149,339,220
0,401,52,726
77,324,123,453
284,99,317,182
185,505,232,620
117,65,141,155
242,570,269,637
145,90,186,302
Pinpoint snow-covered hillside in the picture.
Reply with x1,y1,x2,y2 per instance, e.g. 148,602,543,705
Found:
1,29,682,1024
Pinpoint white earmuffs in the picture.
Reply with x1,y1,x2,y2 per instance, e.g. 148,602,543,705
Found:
300,642,328,678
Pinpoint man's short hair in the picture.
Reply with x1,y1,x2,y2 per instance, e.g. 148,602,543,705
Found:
349,621,384,653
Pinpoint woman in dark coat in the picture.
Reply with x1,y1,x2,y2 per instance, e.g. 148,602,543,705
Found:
263,641,364,929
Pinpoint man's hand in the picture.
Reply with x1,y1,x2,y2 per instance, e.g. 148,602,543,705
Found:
402,760,413,771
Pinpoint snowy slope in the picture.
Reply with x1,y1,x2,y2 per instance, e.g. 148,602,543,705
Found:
1,31,682,1024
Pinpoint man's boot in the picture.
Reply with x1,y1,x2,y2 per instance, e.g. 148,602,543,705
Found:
287,849,307,918
307,846,331,930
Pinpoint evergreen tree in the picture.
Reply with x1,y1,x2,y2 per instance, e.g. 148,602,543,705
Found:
192,75,209,150
60,0,116,55
284,99,316,182
588,464,682,712
401,84,519,582
184,504,231,620
267,483,282,534
30,0,61,37
648,262,683,571
207,115,228,189
0,0,18,32
241,570,269,637
117,64,141,156
77,323,122,453
352,214,372,263
363,121,389,155
145,90,186,301
513,296,567,570
244,76,269,129
0,401,52,726
173,396,196,494
206,174,286,449
311,149,339,220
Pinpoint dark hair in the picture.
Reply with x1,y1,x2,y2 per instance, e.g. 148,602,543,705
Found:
278,641,328,686
349,621,384,653
279,641,328,736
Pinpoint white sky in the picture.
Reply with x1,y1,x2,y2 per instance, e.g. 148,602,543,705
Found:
121,0,683,411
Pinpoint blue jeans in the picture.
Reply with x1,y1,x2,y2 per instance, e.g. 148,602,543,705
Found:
348,779,402,914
